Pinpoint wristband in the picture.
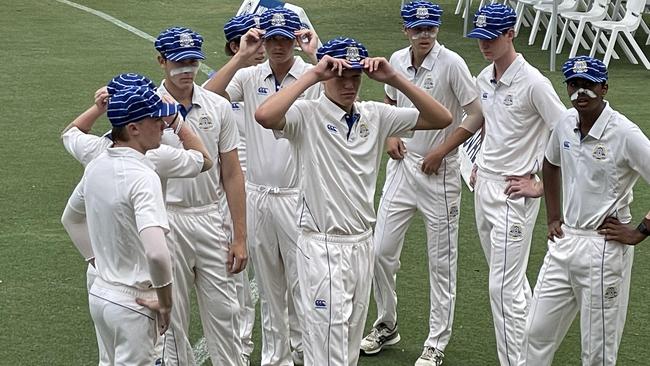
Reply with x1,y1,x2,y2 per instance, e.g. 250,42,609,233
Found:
637,221,650,236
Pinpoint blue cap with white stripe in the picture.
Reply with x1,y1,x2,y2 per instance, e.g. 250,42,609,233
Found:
562,56,608,83
467,4,517,40
106,73,157,96
107,86,178,127
260,8,301,40
317,37,369,69
224,14,257,42
155,27,205,61
401,1,443,28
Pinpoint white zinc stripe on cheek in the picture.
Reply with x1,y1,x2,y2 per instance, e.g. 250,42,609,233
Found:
54,0,214,77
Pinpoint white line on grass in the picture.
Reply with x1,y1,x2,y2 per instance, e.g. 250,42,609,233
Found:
54,0,214,76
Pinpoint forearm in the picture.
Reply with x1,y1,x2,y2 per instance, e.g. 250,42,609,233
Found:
435,127,474,157
221,152,247,242
387,74,451,129
255,70,319,130
61,205,94,261
202,54,248,99
459,99,484,133
62,105,103,135
542,159,562,223
140,227,172,288
176,124,213,172
155,283,173,310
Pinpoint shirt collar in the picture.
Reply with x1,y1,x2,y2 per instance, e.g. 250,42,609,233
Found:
320,93,357,122
493,53,525,87
260,56,306,81
409,41,442,72
106,146,155,169
158,80,204,108
573,101,613,140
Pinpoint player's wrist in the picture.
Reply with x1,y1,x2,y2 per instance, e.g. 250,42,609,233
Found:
636,220,650,238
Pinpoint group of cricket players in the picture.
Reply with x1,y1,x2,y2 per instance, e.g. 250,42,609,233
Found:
59,1,650,365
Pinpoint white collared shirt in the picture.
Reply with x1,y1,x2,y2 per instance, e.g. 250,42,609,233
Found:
476,54,566,176
546,103,650,229
276,94,418,235
68,147,169,289
385,42,478,157
158,82,240,207
226,57,321,188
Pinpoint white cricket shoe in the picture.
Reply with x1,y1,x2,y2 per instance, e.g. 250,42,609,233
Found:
414,346,445,366
360,323,401,355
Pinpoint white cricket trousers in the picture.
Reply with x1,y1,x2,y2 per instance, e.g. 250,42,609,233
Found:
163,203,242,366
373,153,461,351
475,169,539,366
297,230,374,366
247,182,304,366
519,226,634,366
88,277,160,366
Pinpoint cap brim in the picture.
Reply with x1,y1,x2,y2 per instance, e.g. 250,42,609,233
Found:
564,74,607,83
466,28,501,40
263,28,296,39
166,50,206,61
405,20,441,28
347,62,364,70
151,102,180,119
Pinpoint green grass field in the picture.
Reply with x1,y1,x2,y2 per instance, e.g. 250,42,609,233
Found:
1,0,649,365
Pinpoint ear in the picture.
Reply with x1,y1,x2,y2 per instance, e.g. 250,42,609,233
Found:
601,83,608,97
157,55,166,68
230,41,240,54
126,122,140,137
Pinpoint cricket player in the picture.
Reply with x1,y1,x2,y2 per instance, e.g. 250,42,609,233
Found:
203,8,319,365
154,26,247,366
254,37,453,366
62,86,177,365
361,2,482,365
519,56,650,366
463,4,567,365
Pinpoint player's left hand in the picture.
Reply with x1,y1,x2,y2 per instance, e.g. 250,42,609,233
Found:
295,29,319,63
227,238,248,274
312,55,352,81
361,57,397,83
504,175,543,199
94,87,110,112
421,148,445,175
598,217,646,245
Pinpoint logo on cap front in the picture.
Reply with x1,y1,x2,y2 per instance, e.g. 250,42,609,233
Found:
416,7,429,19
179,33,194,47
476,15,487,28
346,46,361,62
573,60,588,74
271,13,286,26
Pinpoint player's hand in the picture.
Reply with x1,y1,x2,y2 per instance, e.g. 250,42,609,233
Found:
136,298,172,335
421,148,445,175
598,217,646,245
386,137,406,160
504,175,543,199
295,29,319,63
469,164,478,188
547,219,564,242
312,55,351,81
227,238,248,274
361,57,398,83
237,28,266,61
94,87,110,112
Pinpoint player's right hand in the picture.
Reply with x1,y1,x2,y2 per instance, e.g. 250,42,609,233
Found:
227,238,248,274
312,55,352,81
94,87,109,112
386,137,406,160
547,219,564,242
469,164,478,188
238,28,266,60
136,298,172,335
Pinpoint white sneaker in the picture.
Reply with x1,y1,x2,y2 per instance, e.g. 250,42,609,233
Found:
360,323,401,355
414,347,444,366
291,350,304,365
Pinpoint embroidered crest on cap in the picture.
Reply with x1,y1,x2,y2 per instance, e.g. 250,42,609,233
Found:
416,7,429,19
476,14,487,28
179,33,194,48
593,144,607,160
271,13,286,26
573,60,588,73
346,46,361,62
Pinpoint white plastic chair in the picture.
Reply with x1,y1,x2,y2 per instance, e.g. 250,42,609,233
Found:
558,0,611,58
514,0,541,35
528,0,582,49
589,0,650,69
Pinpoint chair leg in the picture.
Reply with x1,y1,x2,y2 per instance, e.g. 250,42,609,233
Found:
529,10,543,45
515,2,526,35
455,0,464,15
624,31,650,70
616,30,638,64
589,28,602,57
542,14,555,50
602,29,618,66
569,20,586,58
557,18,570,54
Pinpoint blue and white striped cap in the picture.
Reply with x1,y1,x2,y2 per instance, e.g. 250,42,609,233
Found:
467,4,517,40
401,1,443,28
317,37,369,70
106,73,156,96
107,86,178,127
260,8,301,40
562,56,608,83
155,27,205,61
224,14,257,42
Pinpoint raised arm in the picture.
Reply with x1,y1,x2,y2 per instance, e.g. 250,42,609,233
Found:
61,87,109,135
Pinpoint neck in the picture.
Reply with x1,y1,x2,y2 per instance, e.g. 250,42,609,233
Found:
578,101,607,136
493,49,518,82
410,43,434,69
326,93,354,114
164,80,194,108
269,57,295,83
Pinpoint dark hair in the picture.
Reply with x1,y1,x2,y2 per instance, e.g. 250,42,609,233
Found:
111,125,130,142
224,38,241,56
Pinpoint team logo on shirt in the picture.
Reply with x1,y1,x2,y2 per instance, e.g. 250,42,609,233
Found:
326,124,339,134
179,33,194,48
346,46,361,62
503,94,513,106
358,122,370,138
198,115,214,130
231,102,241,111
476,15,487,28
481,92,488,100
592,144,607,160
416,7,430,19
423,76,434,90
563,140,571,150
315,299,327,309
257,86,269,95
271,13,286,26
508,224,523,240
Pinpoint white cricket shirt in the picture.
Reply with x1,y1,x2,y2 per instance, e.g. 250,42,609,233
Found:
546,103,650,229
226,57,321,188
158,82,240,207
276,94,419,235
476,54,566,176
68,147,169,289
385,42,478,157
